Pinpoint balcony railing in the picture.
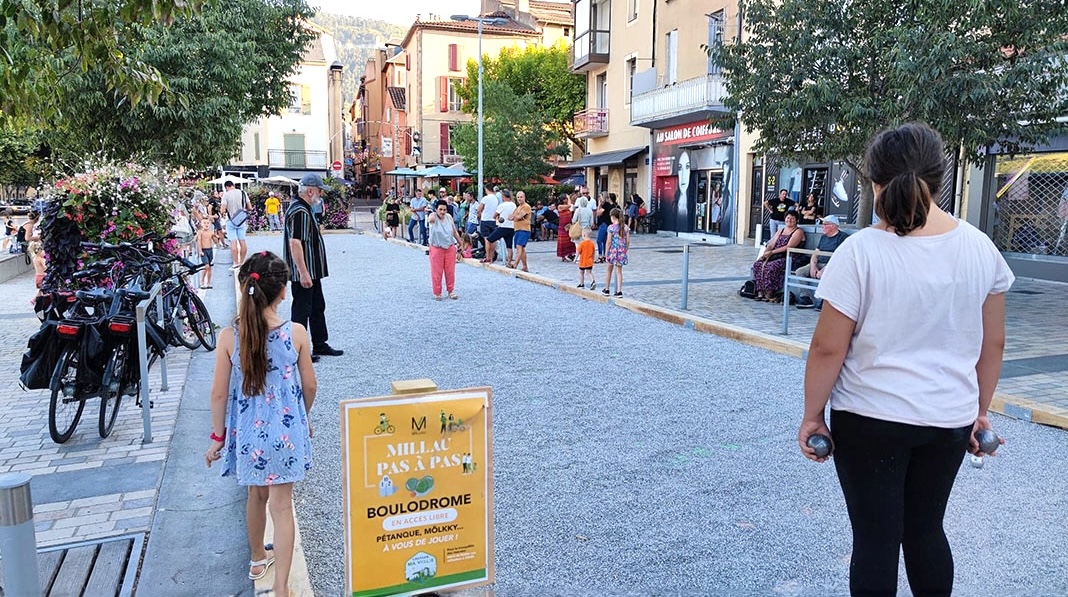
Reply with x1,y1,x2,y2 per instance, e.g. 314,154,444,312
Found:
570,29,610,73
268,149,328,169
574,108,609,138
630,74,728,128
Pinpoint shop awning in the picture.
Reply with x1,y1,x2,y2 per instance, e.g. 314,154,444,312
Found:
568,147,647,169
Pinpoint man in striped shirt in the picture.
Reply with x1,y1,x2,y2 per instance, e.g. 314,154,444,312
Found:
285,173,343,361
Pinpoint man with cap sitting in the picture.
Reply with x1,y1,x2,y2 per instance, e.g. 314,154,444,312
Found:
285,173,344,361
795,214,847,310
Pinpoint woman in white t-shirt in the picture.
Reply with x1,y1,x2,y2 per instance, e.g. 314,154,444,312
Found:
798,123,1013,596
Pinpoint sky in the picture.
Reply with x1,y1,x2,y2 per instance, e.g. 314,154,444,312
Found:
313,1,483,26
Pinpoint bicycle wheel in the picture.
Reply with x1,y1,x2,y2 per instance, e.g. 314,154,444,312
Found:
99,343,127,438
170,293,201,350
187,293,217,351
49,347,86,444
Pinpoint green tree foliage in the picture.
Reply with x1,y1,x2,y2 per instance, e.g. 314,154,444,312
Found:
451,81,566,186
49,0,315,169
0,129,43,188
0,0,204,124
458,42,587,152
714,0,1068,225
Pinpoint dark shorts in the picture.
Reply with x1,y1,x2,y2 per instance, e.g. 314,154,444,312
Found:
580,266,593,272
513,230,530,247
465,222,478,235
478,221,496,238
486,226,514,248
201,248,214,265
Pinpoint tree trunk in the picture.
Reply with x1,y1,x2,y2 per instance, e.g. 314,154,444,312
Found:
857,175,874,228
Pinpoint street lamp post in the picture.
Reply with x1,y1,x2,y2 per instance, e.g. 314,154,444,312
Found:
451,15,507,201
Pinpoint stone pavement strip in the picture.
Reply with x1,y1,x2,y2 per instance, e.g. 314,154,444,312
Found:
0,271,192,550
354,214,1068,431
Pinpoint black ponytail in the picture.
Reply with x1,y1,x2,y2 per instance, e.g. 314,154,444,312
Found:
865,123,946,236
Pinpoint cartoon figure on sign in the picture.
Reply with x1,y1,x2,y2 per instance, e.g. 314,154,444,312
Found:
440,409,447,433
374,413,395,435
462,453,477,474
379,475,398,497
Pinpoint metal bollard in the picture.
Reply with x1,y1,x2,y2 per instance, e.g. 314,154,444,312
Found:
0,473,41,596
681,244,690,310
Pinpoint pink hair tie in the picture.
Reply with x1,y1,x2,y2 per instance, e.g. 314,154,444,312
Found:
249,272,260,281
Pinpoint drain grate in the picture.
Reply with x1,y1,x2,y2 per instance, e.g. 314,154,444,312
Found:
32,533,143,597
656,249,685,254
1010,289,1043,295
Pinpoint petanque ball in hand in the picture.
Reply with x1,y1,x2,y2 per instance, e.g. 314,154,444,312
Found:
976,429,1000,454
807,434,833,458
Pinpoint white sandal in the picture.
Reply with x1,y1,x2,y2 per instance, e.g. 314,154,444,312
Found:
248,554,275,580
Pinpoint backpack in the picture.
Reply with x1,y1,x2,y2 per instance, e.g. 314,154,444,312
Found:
20,321,61,390
738,280,757,299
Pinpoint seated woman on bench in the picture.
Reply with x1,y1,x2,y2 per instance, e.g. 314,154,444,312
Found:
751,211,804,302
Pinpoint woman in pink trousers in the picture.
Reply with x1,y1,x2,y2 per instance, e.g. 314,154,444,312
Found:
426,199,463,300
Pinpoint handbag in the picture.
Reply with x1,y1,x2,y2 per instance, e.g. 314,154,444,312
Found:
229,209,248,228
568,221,583,240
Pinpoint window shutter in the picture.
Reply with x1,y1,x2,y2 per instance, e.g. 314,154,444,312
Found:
405,54,410,70
440,122,451,156
448,44,458,72
438,77,448,112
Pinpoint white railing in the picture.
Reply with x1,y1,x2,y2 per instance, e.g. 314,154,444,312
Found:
630,75,727,126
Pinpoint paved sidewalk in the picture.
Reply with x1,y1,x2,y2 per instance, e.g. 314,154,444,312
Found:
356,212,1068,429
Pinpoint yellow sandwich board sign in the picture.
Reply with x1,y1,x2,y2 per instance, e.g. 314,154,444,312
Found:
341,387,494,597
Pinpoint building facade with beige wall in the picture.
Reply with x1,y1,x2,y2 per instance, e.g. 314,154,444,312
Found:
354,47,409,196
571,0,753,244
569,0,654,209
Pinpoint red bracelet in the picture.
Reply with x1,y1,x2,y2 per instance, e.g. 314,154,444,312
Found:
210,431,225,442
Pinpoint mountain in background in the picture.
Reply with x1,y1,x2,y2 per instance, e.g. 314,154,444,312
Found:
312,13,409,103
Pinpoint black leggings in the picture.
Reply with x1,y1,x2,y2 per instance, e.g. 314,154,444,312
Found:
831,409,971,597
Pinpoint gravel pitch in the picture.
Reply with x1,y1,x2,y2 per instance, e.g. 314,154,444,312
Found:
243,233,1068,597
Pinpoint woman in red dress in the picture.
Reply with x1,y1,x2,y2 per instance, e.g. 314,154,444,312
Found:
556,195,576,261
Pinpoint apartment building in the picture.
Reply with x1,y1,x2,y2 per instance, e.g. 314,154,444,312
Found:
569,0,654,209
231,23,345,179
571,0,746,242
354,47,409,196
389,2,572,173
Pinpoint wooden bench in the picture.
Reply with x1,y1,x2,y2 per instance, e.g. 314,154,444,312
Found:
13,534,142,597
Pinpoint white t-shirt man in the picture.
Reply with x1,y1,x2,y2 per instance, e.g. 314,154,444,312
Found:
495,201,516,229
410,195,428,221
815,221,1014,428
478,193,499,222
222,188,247,220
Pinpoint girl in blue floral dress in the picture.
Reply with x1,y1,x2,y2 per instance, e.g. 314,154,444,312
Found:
602,207,630,297
205,251,316,597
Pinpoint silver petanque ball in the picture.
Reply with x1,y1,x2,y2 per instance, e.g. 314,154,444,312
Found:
807,434,833,458
976,429,1000,454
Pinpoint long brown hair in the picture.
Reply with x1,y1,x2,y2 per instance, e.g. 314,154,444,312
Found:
610,207,627,240
236,251,289,396
865,122,946,236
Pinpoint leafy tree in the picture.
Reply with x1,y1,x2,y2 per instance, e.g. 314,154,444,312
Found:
457,42,587,153
713,0,1068,225
48,0,315,169
451,81,566,187
0,0,205,124
0,129,44,189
